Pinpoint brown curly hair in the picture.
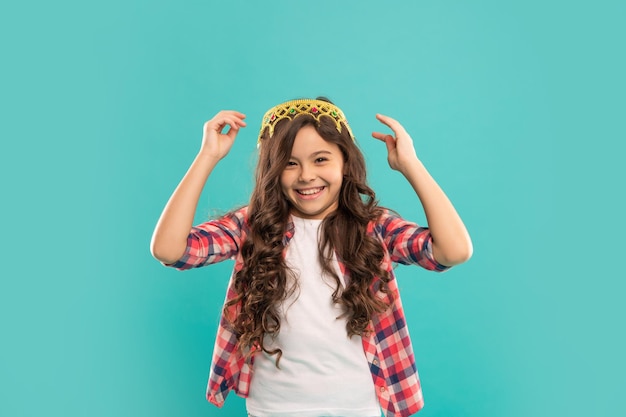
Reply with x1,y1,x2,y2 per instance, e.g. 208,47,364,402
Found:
224,98,393,366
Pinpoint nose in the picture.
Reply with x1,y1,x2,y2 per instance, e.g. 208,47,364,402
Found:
298,163,316,182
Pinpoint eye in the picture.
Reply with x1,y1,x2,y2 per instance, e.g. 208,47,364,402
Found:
315,157,328,163
286,161,297,167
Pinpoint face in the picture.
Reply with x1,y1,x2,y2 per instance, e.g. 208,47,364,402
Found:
280,125,344,219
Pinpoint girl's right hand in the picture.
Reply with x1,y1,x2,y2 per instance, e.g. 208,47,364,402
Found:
200,110,247,160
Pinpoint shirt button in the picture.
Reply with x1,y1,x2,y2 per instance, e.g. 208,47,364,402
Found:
372,359,379,366
380,386,386,392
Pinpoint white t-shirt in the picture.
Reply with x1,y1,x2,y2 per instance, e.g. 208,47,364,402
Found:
246,216,380,417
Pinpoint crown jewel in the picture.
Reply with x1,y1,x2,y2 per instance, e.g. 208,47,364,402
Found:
258,99,354,144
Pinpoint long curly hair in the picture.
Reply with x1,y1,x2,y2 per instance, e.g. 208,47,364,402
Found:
224,98,393,365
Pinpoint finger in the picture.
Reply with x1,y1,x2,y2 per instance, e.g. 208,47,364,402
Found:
383,135,396,155
216,115,246,133
226,113,247,127
375,113,407,136
205,117,227,132
372,131,394,142
215,118,232,134
371,131,396,154
226,122,242,140
223,117,247,128
216,121,239,142
217,110,247,120
207,112,247,131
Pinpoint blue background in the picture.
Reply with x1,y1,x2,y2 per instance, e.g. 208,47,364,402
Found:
1,1,624,416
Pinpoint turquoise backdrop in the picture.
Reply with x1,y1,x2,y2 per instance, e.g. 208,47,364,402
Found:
2,1,624,416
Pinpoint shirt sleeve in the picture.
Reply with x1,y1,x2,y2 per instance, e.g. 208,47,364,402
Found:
163,207,247,270
377,209,451,272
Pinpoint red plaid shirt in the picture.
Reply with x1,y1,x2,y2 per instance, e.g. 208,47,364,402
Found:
166,207,449,417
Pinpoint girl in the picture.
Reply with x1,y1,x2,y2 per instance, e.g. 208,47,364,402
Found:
151,98,472,417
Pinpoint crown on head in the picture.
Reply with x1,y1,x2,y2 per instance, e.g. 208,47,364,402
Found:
258,99,354,144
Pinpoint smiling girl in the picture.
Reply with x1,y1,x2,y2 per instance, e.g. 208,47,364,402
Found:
150,98,472,417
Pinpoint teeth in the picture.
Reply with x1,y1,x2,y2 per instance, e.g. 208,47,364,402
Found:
298,187,323,195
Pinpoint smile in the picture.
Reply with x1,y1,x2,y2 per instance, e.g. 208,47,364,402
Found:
296,186,325,196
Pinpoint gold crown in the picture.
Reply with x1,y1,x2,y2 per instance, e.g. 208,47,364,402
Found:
258,99,354,144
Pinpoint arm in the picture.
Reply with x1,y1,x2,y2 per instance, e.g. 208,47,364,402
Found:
378,209,451,271
150,110,247,264
372,114,473,267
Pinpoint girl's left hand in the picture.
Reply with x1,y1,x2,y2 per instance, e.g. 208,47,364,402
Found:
372,114,419,173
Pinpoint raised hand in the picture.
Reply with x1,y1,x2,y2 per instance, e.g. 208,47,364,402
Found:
150,110,246,264
371,114,419,174
201,110,247,161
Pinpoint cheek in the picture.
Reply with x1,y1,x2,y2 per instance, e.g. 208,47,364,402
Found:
280,170,293,190
331,163,345,183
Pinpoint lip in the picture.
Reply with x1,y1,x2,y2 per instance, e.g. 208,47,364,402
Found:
295,186,325,199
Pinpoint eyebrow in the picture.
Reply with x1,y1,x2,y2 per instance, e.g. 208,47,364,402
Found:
289,150,333,160
310,150,332,157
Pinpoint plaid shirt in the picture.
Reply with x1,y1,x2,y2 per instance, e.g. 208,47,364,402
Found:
166,206,450,417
